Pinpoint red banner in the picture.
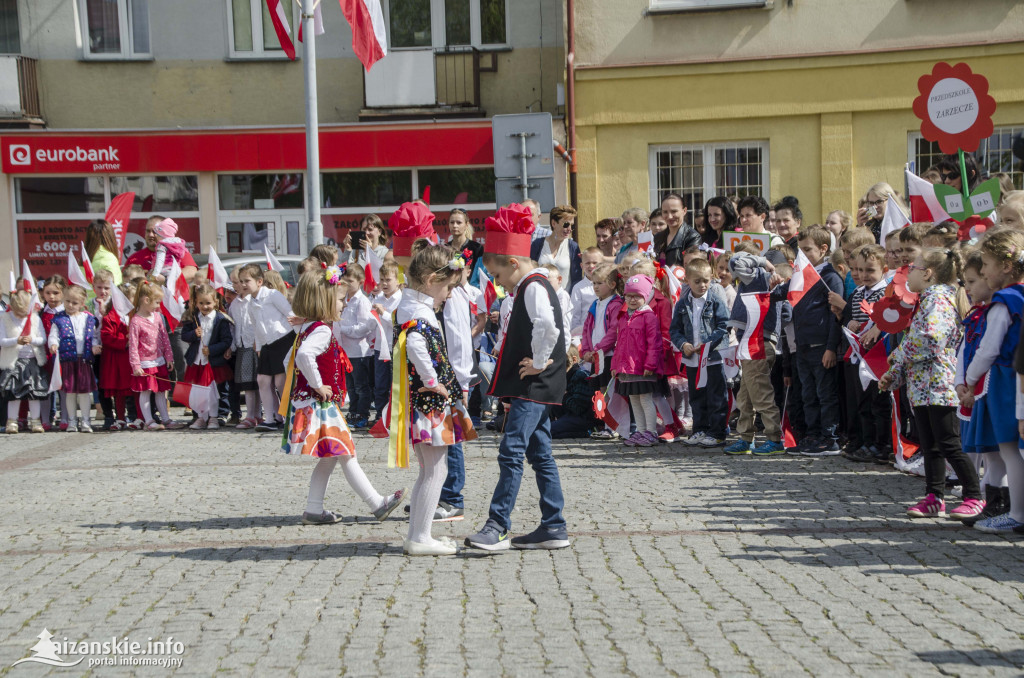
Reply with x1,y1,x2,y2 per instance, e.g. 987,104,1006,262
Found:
18,218,200,280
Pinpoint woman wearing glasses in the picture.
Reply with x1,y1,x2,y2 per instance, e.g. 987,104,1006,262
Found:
857,182,909,241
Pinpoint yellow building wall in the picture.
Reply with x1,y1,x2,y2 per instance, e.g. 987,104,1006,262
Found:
573,44,1024,244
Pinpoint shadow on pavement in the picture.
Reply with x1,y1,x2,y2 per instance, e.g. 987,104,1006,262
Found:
141,542,394,561
916,648,1024,669
81,515,391,531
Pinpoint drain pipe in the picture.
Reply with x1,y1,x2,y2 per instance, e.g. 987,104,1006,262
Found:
566,0,578,210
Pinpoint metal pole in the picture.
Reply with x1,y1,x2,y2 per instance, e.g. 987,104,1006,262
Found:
303,0,323,249
519,134,530,201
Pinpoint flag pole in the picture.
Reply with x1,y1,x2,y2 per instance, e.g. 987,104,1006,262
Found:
302,0,324,248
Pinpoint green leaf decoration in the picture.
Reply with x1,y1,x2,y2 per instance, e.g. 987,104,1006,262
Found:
931,177,1000,221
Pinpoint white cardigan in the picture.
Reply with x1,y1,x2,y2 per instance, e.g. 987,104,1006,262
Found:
0,312,46,370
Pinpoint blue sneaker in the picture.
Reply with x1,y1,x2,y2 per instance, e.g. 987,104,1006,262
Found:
723,440,752,455
974,512,1024,534
752,440,786,456
464,519,511,551
511,525,570,550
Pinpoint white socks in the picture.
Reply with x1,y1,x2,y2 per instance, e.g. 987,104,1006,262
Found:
244,390,260,420
154,392,169,422
7,400,40,420
138,391,169,424
407,445,448,545
257,375,281,423
982,451,1008,489
997,442,1024,522
305,456,385,516
630,393,657,434
77,393,92,426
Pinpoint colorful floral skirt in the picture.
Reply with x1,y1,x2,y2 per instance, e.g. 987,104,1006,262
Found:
282,399,356,458
130,364,169,393
409,402,477,447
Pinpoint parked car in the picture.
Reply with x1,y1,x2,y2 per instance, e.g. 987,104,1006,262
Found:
190,253,304,287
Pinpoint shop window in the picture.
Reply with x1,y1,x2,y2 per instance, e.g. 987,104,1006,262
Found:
227,0,295,58
79,0,150,59
387,0,507,49
110,176,199,212
417,167,494,204
0,0,20,54
909,126,1024,191
649,142,768,225
321,170,412,208
218,174,304,210
16,177,106,214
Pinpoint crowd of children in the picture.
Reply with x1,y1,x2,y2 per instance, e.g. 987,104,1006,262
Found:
5,180,1024,546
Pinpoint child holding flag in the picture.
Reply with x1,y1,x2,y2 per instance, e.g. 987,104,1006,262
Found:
180,283,234,430
1,289,47,433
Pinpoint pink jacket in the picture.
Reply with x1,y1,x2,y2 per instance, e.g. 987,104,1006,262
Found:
581,295,622,355
128,312,174,372
610,306,663,376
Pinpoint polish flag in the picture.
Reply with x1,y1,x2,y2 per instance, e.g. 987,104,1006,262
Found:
370,309,391,362
265,0,296,60
857,340,890,390
339,0,387,71
264,244,284,272
67,250,91,289
207,247,230,290
80,242,95,283
167,258,190,304
788,250,822,308
21,261,41,312
637,230,654,254
161,259,187,331
890,393,919,461
483,277,498,313
602,380,632,436
172,381,216,411
877,194,911,245
363,246,384,294
663,265,684,306
111,284,133,324
694,343,712,389
906,168,951,225
297,1,325,41
736,292,770,360
719,345,740,380
105,192,134,262
48,358,62,394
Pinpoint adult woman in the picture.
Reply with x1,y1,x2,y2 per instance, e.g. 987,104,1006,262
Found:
857,182,908,241
531,205,582,290
701,196,738,249
84,219,123,285
773,196,803,251
937,153,983,194
653,193,701,267
615,207,650,263
447,208,483,266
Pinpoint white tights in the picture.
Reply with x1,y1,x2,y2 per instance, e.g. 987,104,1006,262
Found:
59,392,94,426
305,455,385,516
7,400,40,421
138,391,169,424
257,374,285,423
244,390,260,421
629,393,657,435
407,444,448,545
997,442,1024,522
981,450,1008,489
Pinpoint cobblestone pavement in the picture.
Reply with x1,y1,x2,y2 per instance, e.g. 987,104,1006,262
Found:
1,415,1023,677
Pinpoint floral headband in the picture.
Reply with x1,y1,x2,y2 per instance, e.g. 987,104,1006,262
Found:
1006,247,1024,264
321,261,347,285
434,253,467,275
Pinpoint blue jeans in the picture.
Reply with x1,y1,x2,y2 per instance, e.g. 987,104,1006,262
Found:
795,344,839,442
372,351,392,418
440,443,465,508
345,356,373,419
487,399,566,532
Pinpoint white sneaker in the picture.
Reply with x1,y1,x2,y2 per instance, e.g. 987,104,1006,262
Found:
681,432,704,445
189,417,208,430
206,419,220,430
79,420,93,433
403,538,457,556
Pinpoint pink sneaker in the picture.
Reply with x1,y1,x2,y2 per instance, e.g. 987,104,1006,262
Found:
236,417,258,430
907,493,946,518
948,497,985,520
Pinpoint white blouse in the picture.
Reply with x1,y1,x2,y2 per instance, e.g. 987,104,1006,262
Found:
538,237,571,290
250,285,293,350
395,288,440,388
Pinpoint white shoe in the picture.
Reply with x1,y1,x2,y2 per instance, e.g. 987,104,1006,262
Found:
206,419,220,430
79,421,93,433
189,417,208,430
403,539,457,556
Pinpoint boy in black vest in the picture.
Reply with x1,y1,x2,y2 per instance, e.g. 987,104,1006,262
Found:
464,204,571,552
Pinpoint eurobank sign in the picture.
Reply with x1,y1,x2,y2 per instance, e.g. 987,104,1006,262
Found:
0,124,495,175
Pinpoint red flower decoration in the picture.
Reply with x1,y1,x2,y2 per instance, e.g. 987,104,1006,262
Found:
887,267,919,306
462,247,473,261
912,62,996,154
866,296,916,335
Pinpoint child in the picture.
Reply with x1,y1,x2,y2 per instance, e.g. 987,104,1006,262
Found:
228,266,260,429
180,283,234,430
965,232,1024,532
613,274,665,447
542,263,573,345
770,225,845,456
238,264,293,432
839,227,875,298
569,247,603,348
671,259,730,448
39,275,67,430
370,262,402,424
90,269,115,429
879,248,982,519
128,281,176,431
48,285,101,432
883,231,902,275
391,244,476,554
149,218,188,278
956,250,1006,525
100,281,136,430
724,244,786,456
336,265,375,429
466,204,570,552
552,347,603,438
283,268,406,527
581,264,622,440
1,289,47,433
715,252,736,311
896,223,927,267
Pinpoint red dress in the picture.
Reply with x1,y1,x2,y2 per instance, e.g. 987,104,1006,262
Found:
100,307,133,396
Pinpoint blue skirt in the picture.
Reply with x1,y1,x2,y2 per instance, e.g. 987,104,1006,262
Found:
976,364,1018,445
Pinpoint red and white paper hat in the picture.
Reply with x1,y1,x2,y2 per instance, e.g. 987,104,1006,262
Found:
388,202,437,257
483,204,535,257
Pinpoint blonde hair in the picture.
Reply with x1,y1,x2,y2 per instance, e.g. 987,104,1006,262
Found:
406,243,462,288
122,264,146,282
7,289,31,315
685,257,713,280
379,261,400,281
979,229,1024,279
92,268,114,287
297,257,320,276
840,227,875,251
866,182,909,218
64,285,88,304
291,271,341,323
998,191,1024,227
133,280,164,310
263,270,287,293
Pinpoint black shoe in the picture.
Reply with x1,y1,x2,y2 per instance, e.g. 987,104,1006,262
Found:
965,485,1006,526
844,445,871,462
869,445,892,465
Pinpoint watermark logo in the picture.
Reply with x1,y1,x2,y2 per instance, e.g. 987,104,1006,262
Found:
11,628,184,669
9,144,30,166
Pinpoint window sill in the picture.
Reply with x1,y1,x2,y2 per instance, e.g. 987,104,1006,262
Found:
224,54,296,62
645,0,772,15
79,54,154,62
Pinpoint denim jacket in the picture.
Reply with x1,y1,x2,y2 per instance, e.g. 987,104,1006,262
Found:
669,283,730,363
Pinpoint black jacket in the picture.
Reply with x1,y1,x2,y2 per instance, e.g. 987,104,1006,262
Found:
653,225,702,266
181,312,234,368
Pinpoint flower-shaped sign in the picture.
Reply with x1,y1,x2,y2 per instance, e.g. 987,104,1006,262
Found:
912,62,996,154
862,296,916,335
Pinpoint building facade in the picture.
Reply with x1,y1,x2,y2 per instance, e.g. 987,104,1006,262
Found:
571,0,1024,233
0,0,566,278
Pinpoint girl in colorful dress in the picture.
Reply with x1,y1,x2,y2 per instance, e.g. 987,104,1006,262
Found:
879,248,983,520
391,243,477,556
128,281,176,431
100,281,136,430
48,285,101,432
181,283,234,430
283,268,406,526
1,289,47,433
963,231,1024,533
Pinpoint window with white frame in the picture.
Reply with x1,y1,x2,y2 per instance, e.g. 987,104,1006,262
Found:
649,142,768,225
79,0,150,59
648,0,771,13
387,0,507,49
227,0,296,58
909,126,1024,191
